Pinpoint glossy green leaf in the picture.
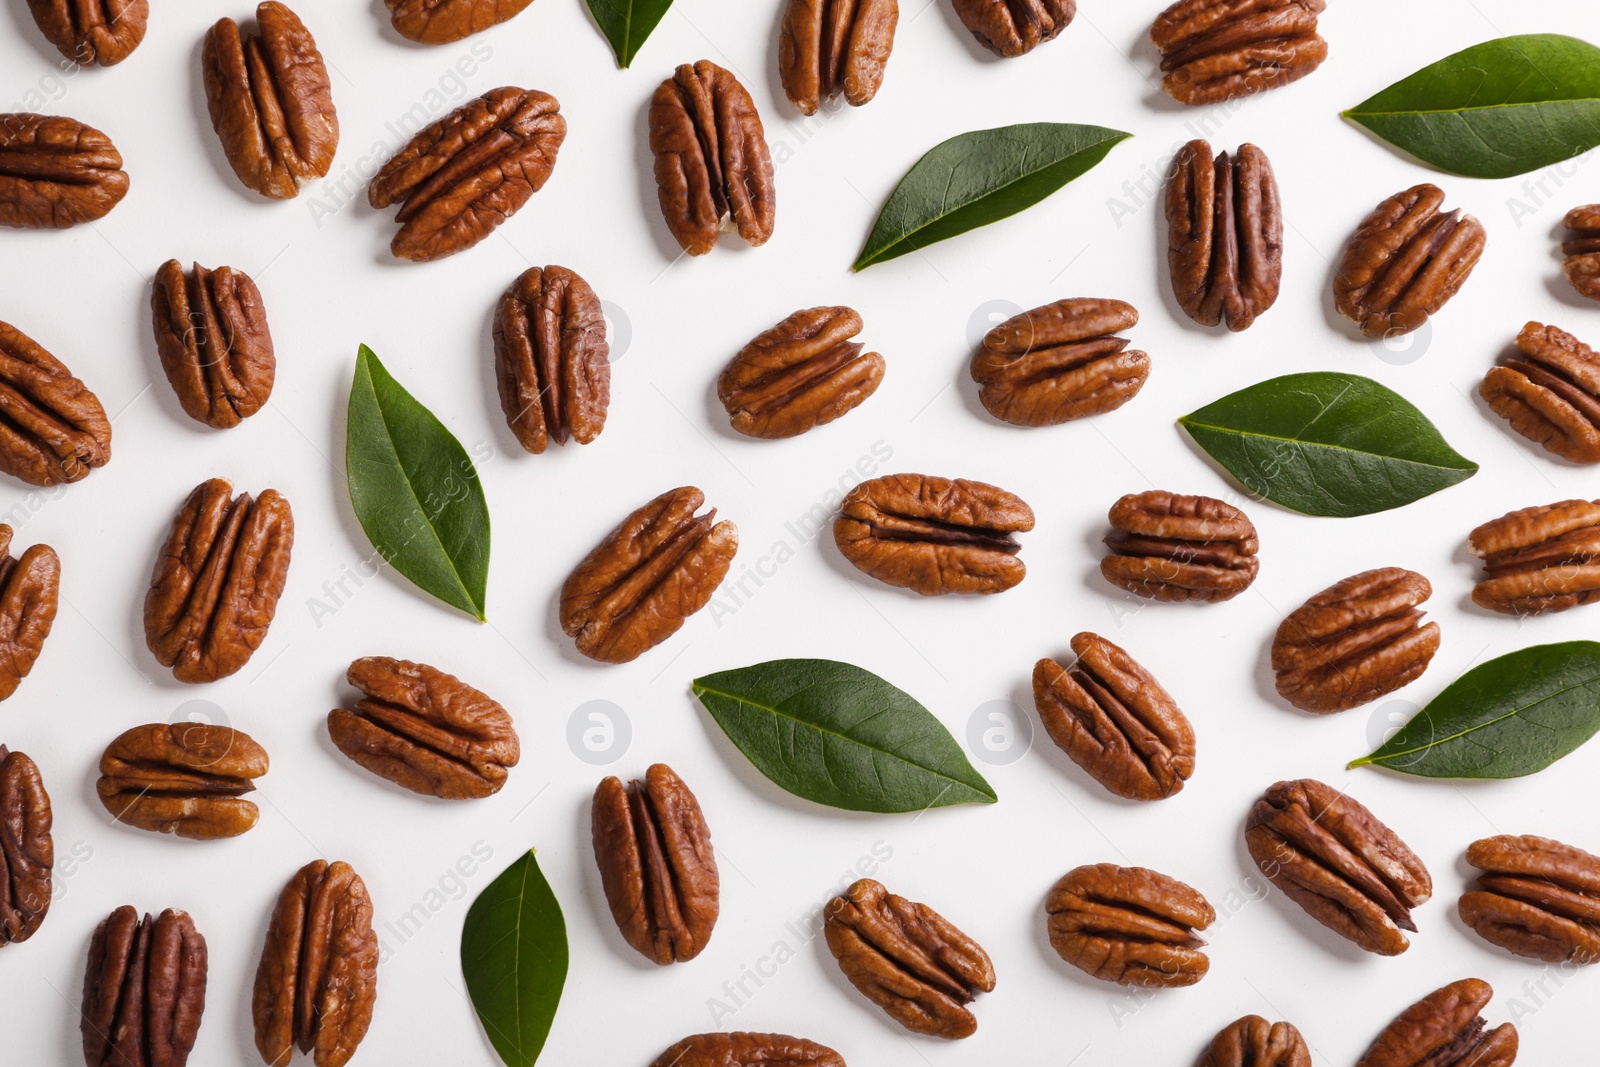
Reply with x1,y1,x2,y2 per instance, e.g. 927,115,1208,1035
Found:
691,658,997,813
584,0,674,68
1343,34,1600,178
852,122,1131,270
461,849,568,1067
1178,372,1477,517
1351,642,1600,778
345,345,490,619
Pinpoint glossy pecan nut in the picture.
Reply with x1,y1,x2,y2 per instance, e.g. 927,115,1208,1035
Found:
252,860,378,1067
649,61,776,256
202,3,338,200
1151,0,1326,105
1246,778,1431,955
1356,979,1517,1067
1032,633,1194,801
144,478,294,683
384,0,533,43
560,486,737,663
97,723,269,839
824,878,994,1039
0,112,129,227
81,906,207,1067
27,0,147,65
329,656,519,799
1045,863,1213,987
971,297,1147,426
649,1033,846,1067
1198,1015,1311,1067
1468,499,1600,615
1482,322,1600,463
1167,141,1281,331
592,763,719,964
369,86,565,262
1271,567,1440,714
492,264,609,453
152,259,276,429
1333,184,1485,339
0,746,52,947
1562,205,1600,301
952,0,1073,57
1460,834,1600,964
835,473,1033,595
0,320,112,486
0,525,59,701
1101,490,1257,602
780,0,898,114
719,306,884,438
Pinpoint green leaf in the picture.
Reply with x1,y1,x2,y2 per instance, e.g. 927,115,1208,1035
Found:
691,658,997,813
1351,642,1600,778
852,122,1131,271
461,849,568,1067
583,0,674,68
345,344,490,620
1178,372,1477,518
1343,34,1600,178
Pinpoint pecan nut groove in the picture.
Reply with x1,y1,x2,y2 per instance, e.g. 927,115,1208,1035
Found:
152,260,276,429
1334,184,1485,338
1460,834,1600,964
719,306,884,438
1101,490,1258,602
384,0,533,43
81,906,207,1067
779,0,898,114
27,0,148,66
1045,863,1213,987
1356,979,1517,1067
649,1033,846,1067
1151,0,1327,106
0,113,129,228
0,746,52,947
970,297,1148,425
1166,141,1281,331
953,0,1074,57
1482,322,1600,463
1468,499,1600,615
1562,205,1600,302
0,525,59,701
1199,1015,1312,1067
493,265,609,454
97,723,269,840
0,320,112,486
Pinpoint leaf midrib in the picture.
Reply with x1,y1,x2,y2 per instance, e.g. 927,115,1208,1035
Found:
1347,96,1600,119
1178,417,1474,473
1359,672,1600,765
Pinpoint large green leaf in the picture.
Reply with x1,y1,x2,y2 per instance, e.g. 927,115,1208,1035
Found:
1343,34,1600,178
584,0,674,68
461,849,568,1067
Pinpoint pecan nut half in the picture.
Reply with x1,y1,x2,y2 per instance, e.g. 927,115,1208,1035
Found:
1167,141,1281,331
835,473,1033,595
27,0,147,66
1151,0,1327,106
1460,834,1600,964
97,723,269,839
592,763,719,964
0,320,112,486
0,112,129,227
82,906,207,1067
0,525,59,701
1562,204,1600,302
952,0,1074,57
560,486,737,663
779,0,898,114
369,87,565,262
202,3,338,200
0,746,52,947
1045,863,1213,987
971,297,1147,426
1199,1015,1311,1067
492,264,609,453
252,860,378,1067
384,0,533,43
1468,499,1600,615
719,306,885,438
1482,322,1600,463
1334,184,1485,339
152,259,276,429
824,878,995,1039
1356,979,1517,1067
329,657,519,799
144,478,294,683
649,1033,845,1067
1101,490,1258,602
649,61,776,256
1271,568,1440,714
1033,633,1194,801
1246,778,1431,955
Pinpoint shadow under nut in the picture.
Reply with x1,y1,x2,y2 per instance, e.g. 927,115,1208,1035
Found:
1482,321,1600,463
1046,863,1213,987
1467,498,1600,615
1460,834,1600,964
0,319,113,485
1198,1015,1312,1067
1151,0,1327,106
492,264,609,453
0,746,52,947
649,1033,846,1067
952,0,1074,57
1101,490,1258,602
97,723,269,839
81,906,207,1067
27,0,148,66
1355,978,1517,1067
0,525,59,701
0,112,129,228
778,0,899,114
970,297,1147,425
151,259,276,429
1166,140,1282,331
1333,183,1485,338
1562,204,1600,302
383,0,534,43
719,306,885,438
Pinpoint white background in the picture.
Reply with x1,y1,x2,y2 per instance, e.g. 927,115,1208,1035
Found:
2,0,1599,1063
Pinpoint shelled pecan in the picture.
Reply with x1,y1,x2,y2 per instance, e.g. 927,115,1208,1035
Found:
81,906,207,1067
649,1034,845,1067
1166,140,1281,331
1199,1015,1311,1067
0,112,129,227
1333,184,1485,338
97,723,269,839
1355,979,1517,1067
384,0,533,43
151,259,276,429
0,525,59,701
1468,499,1600,615
719,306,884,438
27,0,147,66
1101,490,1258,602
952,0,1074,57
0,320,111,486
493,264,609,453
970,297,1148,425
1482,322,1600,463
779,0,898,113
1460,834,1600,964
0,746,52,947
1562,205,1600,301
1150,0,1327,106
1045,863,1213,987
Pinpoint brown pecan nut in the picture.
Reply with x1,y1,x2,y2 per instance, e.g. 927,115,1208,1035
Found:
151,259,276,429
779,0,898,114
1246,778,1431,955
97,723,269,840
592,763,719,964
202,3,338,200
1482,322,1600,463
1333,184,1485,339
649,61,776,256
649,1033,846,1067
1468,499,1600,615
1101,490,1258,602
1032,633,1194,801
1045,863,1213,987
0,525,59,701
1150,0,1326,106
27,0,147,66
81,906,207,1067
970,297,1147,426
369,87,565,262
252,860,378,1067
1356,979,1517,1067
1167,140,1281,331
0,746,52,947
144,478,294,683
0,112,129,228
1460,834,1600,964
719,306,885,438
824,878,995,1039
328,656,519,800
560,486,737,663
492,264,609,453
952,0,1074,57
384,0,533,43
834,473,1033,595
0,320,112,486
1562,204,1600,301
1199,1015,1312,1067
1271,567,1440,714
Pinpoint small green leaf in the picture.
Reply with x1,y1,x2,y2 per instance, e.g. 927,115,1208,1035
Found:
584,0,675,68
1178,372,1477,517
691,658,997,813
461,849,568,1067
1351,642,1600,778
852,122,1131,270
345,344,490,619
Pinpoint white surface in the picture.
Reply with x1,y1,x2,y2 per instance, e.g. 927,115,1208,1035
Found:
2,0,1599,1063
